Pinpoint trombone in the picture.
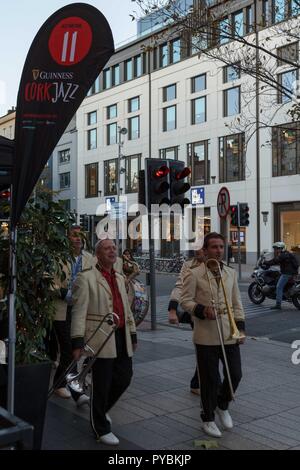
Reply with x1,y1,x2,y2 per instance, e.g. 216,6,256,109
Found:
48,312,120,398
205,258,245,400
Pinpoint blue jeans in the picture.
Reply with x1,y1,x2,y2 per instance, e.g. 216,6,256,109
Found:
276,274,293,305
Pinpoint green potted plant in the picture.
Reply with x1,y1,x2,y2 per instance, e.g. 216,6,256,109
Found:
0,187,75,449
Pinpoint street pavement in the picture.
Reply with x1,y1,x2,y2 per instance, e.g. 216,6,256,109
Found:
43,280,300,451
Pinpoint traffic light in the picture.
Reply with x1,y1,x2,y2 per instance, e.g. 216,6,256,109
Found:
239,203,250,227
0,189,10,220
169,160,191,208
138,169,146,206
79,214,90,232
146,159,170,208
230,205,239,226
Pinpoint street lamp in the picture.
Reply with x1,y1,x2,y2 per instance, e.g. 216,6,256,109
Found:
261,211,269,226
116,126,127,255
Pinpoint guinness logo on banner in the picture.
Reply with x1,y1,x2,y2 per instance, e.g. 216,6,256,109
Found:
32,69,40,81
12,4,114,226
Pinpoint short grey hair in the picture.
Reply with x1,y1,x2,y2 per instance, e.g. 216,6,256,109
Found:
95,233,116,254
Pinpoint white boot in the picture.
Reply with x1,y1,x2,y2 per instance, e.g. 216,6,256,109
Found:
202,421,222,438
97,432,119,446
216,407,233,429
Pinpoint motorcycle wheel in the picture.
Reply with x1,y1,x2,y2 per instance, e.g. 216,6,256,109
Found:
248,282,265,304
292,294,300,310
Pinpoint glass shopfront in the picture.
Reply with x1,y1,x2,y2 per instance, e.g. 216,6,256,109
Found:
275,203,300,258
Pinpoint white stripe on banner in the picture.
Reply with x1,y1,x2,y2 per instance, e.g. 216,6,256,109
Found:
61,32,69,62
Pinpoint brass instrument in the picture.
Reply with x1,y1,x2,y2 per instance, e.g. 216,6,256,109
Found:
205,258,245,400
48,312,120,398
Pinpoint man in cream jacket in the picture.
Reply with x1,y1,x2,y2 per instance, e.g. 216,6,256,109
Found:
181,232,245,438
71,237,137,446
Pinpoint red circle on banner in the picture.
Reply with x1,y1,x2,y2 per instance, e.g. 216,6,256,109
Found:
48,16,92,66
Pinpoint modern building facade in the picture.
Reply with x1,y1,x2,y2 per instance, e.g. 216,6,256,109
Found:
75,0,300,262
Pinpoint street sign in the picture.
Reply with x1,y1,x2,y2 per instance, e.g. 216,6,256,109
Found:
191,187,205,206
217,187,230,218
106,197,127,220
105,197,116,213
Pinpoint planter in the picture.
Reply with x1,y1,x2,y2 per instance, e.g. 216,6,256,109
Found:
0,361,52,450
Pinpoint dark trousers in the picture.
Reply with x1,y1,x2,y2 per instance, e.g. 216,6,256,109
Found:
53,306,80,401
90,329,133,438
196,344,242,422
190,321,199,389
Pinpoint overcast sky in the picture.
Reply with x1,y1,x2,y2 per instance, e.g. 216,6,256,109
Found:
0,0,138,116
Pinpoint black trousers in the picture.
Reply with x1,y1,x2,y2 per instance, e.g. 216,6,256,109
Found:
53,306,80,401
90,329,133,438
196,343,242,422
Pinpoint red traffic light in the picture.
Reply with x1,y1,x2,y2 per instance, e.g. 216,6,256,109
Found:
231,205,236,213
0,190,10,199
175,167,191,180
154,166,170,178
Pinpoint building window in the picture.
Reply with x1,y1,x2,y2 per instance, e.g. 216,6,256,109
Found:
134,55,142,77
159,43,169,67
159,147,179,160
125,59,133,81
246,5,254,33
104,159,118,196
163,84,177,102
128,116,140,140
262,0,269,26
224,86,241,117
191,97,207,124
87,76,100,96
58,148,71,165
107,123,117,145
223,64,241,83
233,10,244,37
163,105,176,132
291,0,300,16
188,141,210,186
87,111,97,126
103,69,111,89
125,155,141,193
191,74,206,93
112,64,120,86
171,39,181,63
87,128,97,150
272,123,300,176
219,133,245,183
273,0,285,23
107,104,117,120
219,17,230,44
277,42,299,66
59,172,71,189
278,70,297,103
128,96,140,113
85,163,98,198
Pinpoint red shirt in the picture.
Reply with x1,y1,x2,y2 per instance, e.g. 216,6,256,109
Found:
99,266,125,329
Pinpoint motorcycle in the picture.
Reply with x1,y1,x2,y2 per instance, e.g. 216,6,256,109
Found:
248,253,300,309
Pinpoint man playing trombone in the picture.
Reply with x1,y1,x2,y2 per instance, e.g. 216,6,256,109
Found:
71,236,137,446
181,232,245,438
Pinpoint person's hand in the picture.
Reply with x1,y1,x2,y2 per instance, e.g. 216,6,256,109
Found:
203,306,216,320
72,348,83,361
238,331,246,345
168,309,179,325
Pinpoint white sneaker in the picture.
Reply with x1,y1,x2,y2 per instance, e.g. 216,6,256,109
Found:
106,413,112,425
76,394,90,408
216,407,233,429
202,421,222,438
97,432,119,446
54,387,71,399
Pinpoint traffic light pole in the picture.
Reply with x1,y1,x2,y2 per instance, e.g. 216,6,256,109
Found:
237,202,242,282
148,213,157,331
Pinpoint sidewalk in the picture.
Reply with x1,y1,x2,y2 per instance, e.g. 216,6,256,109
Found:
43,317,300,450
